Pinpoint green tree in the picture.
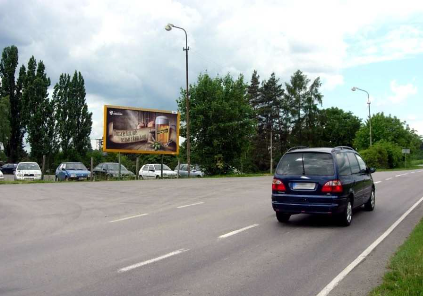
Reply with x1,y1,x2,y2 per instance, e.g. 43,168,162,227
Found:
21,57,56,165
354,112,421,151
53,71,92,158
0,45,25,162
0,96,10,151
177,73,255,175
319,107,361,147
284,70,323,146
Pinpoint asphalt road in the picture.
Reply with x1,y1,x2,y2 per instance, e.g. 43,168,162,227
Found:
0,170,422,296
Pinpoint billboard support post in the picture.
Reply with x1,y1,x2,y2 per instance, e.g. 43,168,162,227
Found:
161,155,164,179
91,157,93,181
42,155,46,180
136,157,139,180
118,153,121,180
177,158,180,178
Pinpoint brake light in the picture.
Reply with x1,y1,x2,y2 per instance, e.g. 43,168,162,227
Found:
272,179,286,191
322,180,343,193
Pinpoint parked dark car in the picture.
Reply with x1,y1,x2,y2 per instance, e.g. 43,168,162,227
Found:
92,162,135,180
271,146,375,226
55,162,91,181
0,163,17,174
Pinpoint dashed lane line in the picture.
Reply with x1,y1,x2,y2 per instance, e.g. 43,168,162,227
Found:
385,178,392,181
118,249,189,273
374,181,382,184
177,202,205,209
219,224,259,239
109,213,149,223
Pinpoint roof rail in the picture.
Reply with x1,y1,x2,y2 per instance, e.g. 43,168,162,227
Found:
287,146,308,152
333,146,355,151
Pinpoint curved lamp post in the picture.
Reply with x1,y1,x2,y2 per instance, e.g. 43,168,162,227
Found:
352,86,372,147
165,23,191,177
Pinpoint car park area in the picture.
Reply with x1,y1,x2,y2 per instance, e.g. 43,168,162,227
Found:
1,171,423,296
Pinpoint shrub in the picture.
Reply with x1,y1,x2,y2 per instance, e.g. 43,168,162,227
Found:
359,145,388,169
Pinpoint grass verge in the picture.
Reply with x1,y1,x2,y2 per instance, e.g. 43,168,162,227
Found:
369,217,423,296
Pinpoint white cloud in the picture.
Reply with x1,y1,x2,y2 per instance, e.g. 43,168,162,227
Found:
388,80,418,103
320,74,344,91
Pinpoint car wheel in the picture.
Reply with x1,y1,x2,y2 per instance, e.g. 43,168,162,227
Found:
364,190,375,211
65,176,69,182
339,200,352,226
156,175,160,179
276,212,291,223
55,176,58,182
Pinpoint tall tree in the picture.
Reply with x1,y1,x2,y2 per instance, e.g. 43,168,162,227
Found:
284,70,323,147
0,96,10,151
319,107,361,147
177,73,255,175
0,46,25,162
53,71,92,158
21,56,56,164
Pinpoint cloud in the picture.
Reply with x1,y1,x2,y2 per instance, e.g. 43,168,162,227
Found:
1,0,423,143
388,80,417,103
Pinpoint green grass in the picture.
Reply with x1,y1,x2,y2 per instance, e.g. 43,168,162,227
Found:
0,180,55,185
411,159,423,166
375,166,422,172
369,218,423,296
207,172,272,178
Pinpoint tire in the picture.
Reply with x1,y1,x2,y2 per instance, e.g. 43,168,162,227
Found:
65,176,69,182
276,212,291,223
338,200,352,226
55,176,58,182
156,175,160,179
364,190,375,211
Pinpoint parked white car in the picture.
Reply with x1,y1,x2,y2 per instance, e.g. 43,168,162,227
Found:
0,170,4,180
14,162,42,181
139,164,177,179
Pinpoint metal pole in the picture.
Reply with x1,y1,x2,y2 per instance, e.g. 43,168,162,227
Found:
184,30,191,178
118,153,121,180
161,155,164,179
177,158,180,178
368,94,372,147
42,155,46,180
90,157,93,181
270,129,273,175
136,157,139,180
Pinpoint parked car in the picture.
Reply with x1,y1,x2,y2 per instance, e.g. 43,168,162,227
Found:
0,170,4,181
92,162,135,180
1,163,17,174
14,162,42,181
139,164,177,179
55,162,91,181
174,164,204,177
271,146,375,226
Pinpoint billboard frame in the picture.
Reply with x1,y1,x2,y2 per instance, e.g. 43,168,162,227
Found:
103,105,180,155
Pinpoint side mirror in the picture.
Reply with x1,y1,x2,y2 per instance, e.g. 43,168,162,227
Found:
369,167,376,174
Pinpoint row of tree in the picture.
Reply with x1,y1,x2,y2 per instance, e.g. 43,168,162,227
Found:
0,46,92,166
177,71,422,174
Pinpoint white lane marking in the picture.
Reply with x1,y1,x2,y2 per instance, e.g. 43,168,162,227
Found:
385,178,392,181
395,174,403,177
109,213,149,223
403,173,409,175
177,202,205,209
316,195,423,296
411,172,415,174
118,249,189,273
374,181,382,184
219,224,259,239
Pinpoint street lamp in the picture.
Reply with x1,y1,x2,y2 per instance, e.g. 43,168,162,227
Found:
352,86,372,147
165,23,191,177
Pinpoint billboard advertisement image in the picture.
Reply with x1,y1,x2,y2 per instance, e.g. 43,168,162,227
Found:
103,105,180,155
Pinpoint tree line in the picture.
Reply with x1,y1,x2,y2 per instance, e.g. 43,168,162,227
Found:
0,45,92,168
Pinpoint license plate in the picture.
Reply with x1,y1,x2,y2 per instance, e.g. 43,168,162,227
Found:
79,177,87,180
292,182,316,190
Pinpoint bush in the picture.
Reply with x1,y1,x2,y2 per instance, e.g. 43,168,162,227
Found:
359,145,388,169
375,141,402,168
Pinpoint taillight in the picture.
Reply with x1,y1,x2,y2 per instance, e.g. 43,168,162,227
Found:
321,180,343,193
272,178,286,192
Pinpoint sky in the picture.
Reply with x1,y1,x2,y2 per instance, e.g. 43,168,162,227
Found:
1,0,423,149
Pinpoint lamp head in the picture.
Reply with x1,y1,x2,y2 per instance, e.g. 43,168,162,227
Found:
165,24,173,31
351,87,357,91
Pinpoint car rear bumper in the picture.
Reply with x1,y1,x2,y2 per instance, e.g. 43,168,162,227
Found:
272,194,348,214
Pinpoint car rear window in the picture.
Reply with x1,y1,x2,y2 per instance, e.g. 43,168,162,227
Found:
276,152,335,176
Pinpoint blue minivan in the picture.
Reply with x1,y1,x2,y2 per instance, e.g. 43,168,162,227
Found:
271,146,376,226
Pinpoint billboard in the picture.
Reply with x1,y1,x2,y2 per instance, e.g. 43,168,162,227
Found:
103,105,180,155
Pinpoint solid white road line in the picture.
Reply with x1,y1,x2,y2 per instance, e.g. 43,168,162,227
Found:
118,249,189,273
374,181,382,184
316,195,423,296
219,224,259,239
385,178,392,181
109,213,149,223
177,202,205,209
